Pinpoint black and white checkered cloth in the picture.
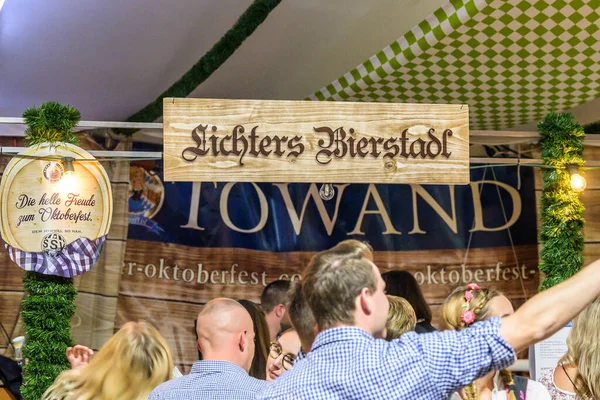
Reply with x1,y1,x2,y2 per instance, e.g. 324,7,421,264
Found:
4,235,107,277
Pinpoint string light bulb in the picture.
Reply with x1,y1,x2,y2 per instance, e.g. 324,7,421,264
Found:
62,157,75,176
319,183,335,200
568,166,586,193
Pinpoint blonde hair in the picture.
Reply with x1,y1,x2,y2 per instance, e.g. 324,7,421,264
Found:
42,321,173,400
442,286,516,400
562,297,600,400
385,295,416,340
310,240,373,263
303,240,375,330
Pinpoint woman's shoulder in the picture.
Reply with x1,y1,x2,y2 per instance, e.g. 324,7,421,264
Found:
538,367,557,391
537,367,577,399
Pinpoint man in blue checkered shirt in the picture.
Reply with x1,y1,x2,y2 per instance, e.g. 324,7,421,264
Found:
257,240,600,399
149,298,267,400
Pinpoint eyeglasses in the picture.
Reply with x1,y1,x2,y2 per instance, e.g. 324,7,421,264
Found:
269,342,296,371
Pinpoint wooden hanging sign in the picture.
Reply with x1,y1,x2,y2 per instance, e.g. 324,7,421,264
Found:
0,143,113,253
163,98,469,184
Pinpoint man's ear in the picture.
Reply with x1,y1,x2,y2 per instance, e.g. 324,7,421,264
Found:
275,304,286,318
239,330,247,352
359,287,373,316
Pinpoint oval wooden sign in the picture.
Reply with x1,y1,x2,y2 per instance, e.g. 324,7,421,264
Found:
0,143,112,253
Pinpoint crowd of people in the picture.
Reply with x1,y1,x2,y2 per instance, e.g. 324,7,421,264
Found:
40,240,600,400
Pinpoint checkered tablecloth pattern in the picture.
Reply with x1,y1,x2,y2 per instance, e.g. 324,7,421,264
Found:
309,0,600,131
4,235,107,277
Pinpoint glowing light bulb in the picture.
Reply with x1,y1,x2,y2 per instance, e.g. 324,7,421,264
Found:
56,173,77,194
319,184,335,200
570,173,586,192
568,166,586,193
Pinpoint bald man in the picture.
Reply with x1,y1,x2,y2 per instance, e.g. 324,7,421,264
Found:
149,298,268,399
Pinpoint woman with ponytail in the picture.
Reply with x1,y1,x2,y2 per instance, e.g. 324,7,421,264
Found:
443,284,550,400
539,297,599,400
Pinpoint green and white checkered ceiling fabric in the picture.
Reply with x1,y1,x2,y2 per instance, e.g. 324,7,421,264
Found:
309,0,600,131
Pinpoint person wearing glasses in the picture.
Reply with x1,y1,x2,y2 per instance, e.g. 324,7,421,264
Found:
265,329,301,382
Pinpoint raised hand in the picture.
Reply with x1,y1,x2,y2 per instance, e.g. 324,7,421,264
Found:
66,345,94,369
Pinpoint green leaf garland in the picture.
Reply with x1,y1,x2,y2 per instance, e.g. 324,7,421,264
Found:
20,272,76,400
538,112,585,290
23,101,80,146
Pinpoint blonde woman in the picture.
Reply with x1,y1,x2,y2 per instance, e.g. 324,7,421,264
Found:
539,297,599,400
385,295,417,340
443,284,550,400
42,321,173,400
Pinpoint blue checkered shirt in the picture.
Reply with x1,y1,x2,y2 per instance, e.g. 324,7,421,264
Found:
256,317,515,400
148,360,268,400
296,348,307,361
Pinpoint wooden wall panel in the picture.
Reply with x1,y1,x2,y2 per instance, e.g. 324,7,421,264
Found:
0,142,26,356
583,243,600,266
71,137,132,348
0,258,25,290
71,293,118,351
115,296,200,374
0,292,23,349
72,240,125,297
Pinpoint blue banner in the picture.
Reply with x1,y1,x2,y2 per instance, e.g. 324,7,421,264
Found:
127,151,537,253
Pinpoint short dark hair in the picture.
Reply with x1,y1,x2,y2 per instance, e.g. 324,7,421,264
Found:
288,282,316,349
381,270,432,323
260,280,292,313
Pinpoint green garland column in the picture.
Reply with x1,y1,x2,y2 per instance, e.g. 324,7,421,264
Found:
21,274,76,400
538,113,585,290
19,101,80,400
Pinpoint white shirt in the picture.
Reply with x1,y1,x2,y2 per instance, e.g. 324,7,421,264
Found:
538,367,579,400
450,371,551,400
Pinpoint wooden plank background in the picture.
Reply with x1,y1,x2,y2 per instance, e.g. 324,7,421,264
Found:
0,137,27,357
117,242,539,373
163,98,470,184
71,137,131,350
